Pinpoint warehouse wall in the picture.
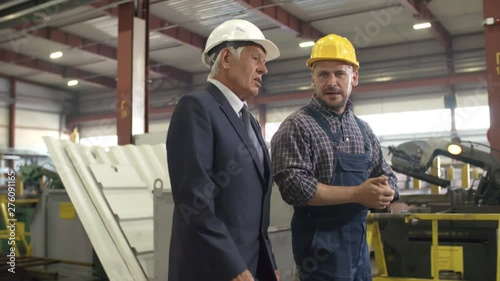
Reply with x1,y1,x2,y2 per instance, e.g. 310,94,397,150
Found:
79,117,170,147
76,34,489,148
0,107,8,148
0,78,72,152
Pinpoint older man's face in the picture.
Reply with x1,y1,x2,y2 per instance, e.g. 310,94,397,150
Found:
225,45,268,101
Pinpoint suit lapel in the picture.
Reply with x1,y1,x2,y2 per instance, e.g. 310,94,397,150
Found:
206,84,266,184
250,117,272,190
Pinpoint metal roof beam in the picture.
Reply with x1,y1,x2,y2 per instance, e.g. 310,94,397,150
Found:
399,0,452,49
90,0,206,50
32,27,192,83
0,49,116,88
234,0,324,40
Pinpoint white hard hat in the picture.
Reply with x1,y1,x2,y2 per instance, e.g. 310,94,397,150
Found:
202,19,280,68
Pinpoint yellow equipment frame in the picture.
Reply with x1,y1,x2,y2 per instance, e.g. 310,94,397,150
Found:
367,213,500,281
0,196,38,256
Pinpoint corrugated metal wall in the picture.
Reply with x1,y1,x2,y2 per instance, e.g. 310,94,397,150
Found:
0,78,72,151
74,34,488,146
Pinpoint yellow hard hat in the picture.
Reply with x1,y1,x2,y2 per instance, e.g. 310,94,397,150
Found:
306,34,359,71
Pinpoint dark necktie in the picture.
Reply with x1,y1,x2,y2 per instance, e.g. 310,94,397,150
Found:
241,104,264,169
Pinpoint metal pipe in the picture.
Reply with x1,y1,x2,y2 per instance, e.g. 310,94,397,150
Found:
0,0,71,24
0,0,32,12
367,213,408,222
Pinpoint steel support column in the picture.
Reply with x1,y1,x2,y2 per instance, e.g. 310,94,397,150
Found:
8,78,16,170
483,0,500,156
117,2,148,145
8,78,15,149
139,0,150,134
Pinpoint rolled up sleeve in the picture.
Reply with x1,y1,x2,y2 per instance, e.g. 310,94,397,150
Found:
271,118,318,207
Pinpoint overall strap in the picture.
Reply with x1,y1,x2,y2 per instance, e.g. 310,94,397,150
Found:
353,115,371,152
301,105,341,144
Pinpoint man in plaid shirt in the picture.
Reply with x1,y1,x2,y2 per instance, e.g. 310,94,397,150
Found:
271,34,399,281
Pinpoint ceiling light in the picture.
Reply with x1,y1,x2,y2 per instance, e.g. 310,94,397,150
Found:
375,77,392,82
413,22,432,30
299,41,315,48
50,51,63,59
67,80,78,86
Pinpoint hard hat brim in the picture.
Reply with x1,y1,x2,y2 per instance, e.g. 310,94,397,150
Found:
252,39,280,62
306,57,359,71
202,39,280,68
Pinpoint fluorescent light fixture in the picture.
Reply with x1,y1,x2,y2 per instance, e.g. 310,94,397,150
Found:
50,51,63,59
299,41,315,48
375,76,392,82
67,80,78,86
413,22,432,30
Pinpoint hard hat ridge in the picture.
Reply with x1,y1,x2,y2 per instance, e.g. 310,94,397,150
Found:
202,19,280,68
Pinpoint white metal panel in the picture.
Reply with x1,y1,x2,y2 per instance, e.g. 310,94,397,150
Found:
44,137,171,280
120,220,154,253
64,144,148,281
153,189,175,281
43,137,136,281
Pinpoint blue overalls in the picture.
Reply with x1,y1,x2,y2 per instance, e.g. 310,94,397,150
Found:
292,105,372,281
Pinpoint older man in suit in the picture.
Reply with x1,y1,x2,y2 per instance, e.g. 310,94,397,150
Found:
166,19,281,281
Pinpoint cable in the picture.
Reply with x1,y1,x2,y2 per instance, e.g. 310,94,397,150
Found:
462,140,500,153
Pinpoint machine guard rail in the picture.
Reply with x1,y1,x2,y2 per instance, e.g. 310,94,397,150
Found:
367,213,500,281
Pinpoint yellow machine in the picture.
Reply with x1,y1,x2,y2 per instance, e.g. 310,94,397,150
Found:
369,138,500,281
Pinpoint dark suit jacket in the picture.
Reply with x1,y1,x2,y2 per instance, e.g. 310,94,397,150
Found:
166,83,277,281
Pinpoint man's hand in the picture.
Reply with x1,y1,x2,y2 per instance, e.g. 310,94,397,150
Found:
275,270,281,281
231,269,254,281
353,176,394,209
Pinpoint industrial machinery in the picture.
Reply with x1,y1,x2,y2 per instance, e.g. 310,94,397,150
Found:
370,138,500,281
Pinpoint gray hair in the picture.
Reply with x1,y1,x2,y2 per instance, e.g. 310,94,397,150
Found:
208,46,244,79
